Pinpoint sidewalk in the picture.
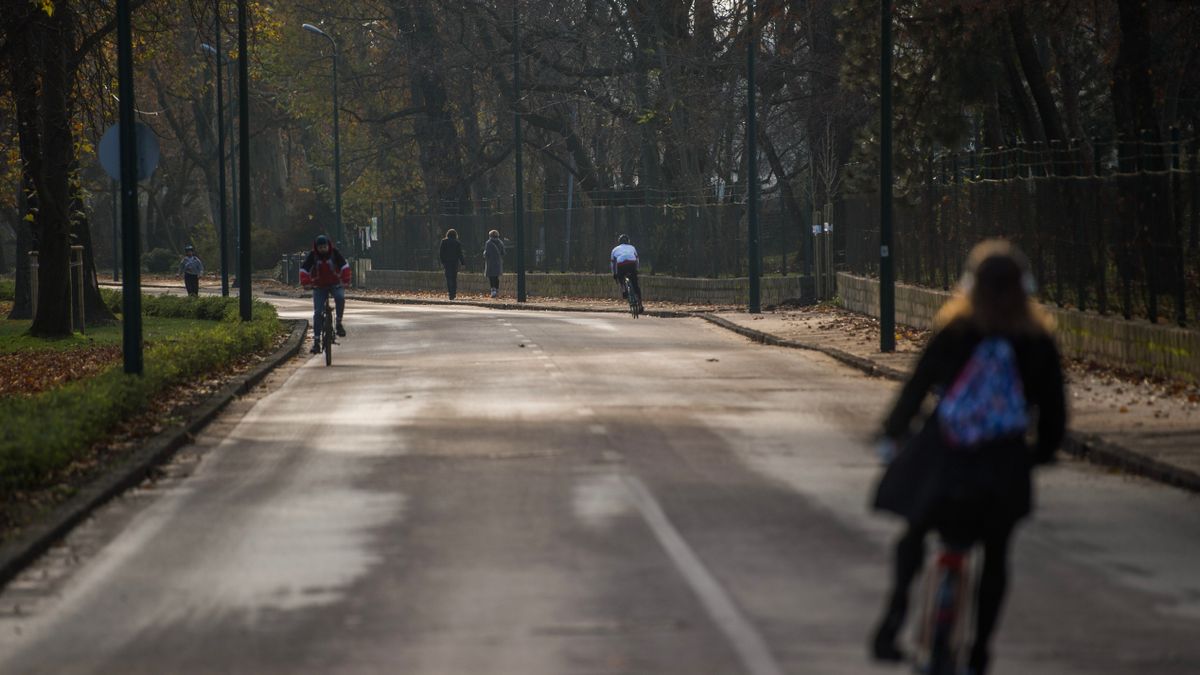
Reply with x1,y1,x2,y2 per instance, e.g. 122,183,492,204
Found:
708,306,1200,493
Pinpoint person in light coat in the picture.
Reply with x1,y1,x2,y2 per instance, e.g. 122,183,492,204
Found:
483,230,505,298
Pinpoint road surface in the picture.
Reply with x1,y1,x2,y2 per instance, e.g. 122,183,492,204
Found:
1,298,1198,674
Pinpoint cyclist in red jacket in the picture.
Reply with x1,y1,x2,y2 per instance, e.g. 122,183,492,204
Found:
299,234,351,354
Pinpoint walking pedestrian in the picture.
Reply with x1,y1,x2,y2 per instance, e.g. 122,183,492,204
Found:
439,228,466,300
869,240,1066,675
179,245,203,297
483,229,505,298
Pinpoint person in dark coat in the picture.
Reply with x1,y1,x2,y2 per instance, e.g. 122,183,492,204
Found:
483,230,505,298
870,240,1066,675
438,229,466,300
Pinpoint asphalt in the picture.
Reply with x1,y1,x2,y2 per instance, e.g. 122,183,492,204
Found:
1,299,1198,674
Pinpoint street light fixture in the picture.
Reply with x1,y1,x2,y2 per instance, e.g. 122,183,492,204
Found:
302,22,343,250
201,41,230,296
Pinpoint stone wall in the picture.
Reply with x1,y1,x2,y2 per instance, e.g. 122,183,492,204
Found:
365,269,811,307
837,272,1200,380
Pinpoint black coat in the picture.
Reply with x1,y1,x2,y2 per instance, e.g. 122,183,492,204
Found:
873,319,1066,524
439,238,465,269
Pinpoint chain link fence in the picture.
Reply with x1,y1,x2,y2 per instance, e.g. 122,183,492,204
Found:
366,190,812,279
842,138,1200,326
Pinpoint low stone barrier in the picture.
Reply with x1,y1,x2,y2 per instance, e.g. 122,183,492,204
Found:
365,269,812,307
836,272,1200,380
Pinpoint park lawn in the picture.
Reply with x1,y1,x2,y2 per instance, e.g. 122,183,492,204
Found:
0,316,212,353
0,295,283,507
0,316,216,397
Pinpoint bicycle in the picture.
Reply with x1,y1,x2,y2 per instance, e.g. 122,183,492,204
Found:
915,540,976,675
321,292,336,365
622,275,642,318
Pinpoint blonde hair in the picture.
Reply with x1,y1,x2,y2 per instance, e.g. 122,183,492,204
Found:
488,229,500,238
934,239,1054,335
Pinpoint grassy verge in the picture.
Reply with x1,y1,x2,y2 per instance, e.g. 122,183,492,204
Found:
0,295,282,497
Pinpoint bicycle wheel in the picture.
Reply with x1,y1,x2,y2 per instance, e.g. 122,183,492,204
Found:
924,550,969,675
323,308,333,366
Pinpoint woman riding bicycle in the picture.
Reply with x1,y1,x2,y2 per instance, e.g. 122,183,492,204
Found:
871,240,1066,675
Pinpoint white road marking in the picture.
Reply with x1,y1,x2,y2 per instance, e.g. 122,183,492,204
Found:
588,424,607,435
621,475,785,675
576,408,595,417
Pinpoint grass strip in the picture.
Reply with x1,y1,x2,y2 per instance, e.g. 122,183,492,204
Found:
0,296,280,496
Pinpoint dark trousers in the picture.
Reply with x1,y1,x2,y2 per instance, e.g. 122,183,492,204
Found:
879,504,1015,673
311,286,346,342
488,276,500,291
615,262,641,301
444,266,459,299
184,273,200,296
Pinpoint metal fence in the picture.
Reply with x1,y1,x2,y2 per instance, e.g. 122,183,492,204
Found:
366,191,812,279
841,139,1200,326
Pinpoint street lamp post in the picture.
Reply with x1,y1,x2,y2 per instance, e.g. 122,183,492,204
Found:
202,42,239,290
238,0,252,321
303,22,343,249
117,0,142,374
201,38,230,297
880,0,895,352
513,4,526,303
746,0,761,314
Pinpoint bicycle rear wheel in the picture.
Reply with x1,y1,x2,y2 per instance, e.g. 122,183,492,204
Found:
323,308,333,366
920,548,971,675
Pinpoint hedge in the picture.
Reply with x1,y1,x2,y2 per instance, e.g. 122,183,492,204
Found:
0,296,282,496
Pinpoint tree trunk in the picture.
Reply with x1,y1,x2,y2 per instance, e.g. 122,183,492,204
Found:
8,172,33,320
29,7,76,337
1008,8,1067,148
760,129,804,274
392,0,471,213
70,186,116,325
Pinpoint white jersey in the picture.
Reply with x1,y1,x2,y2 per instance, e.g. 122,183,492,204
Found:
611,244,639,268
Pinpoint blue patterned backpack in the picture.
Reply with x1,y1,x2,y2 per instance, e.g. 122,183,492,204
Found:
938,337,1029,448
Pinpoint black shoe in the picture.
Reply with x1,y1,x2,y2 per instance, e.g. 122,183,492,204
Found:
870,613,905,663
336,322,346,337
310,342,321,354
966,645,990,675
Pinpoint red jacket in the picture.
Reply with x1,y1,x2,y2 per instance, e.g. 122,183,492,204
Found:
300,244,351,288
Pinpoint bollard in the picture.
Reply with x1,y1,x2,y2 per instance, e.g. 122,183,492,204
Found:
29,250,39,321
71,245,85,332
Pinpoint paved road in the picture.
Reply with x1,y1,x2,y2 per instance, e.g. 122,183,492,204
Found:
1,298,1198,674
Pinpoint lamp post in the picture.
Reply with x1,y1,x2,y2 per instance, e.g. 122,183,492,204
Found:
880,0,895,352
513,3,526,303
303,22,343,250
201,42,239,291
117,0,142,373
201,40,229,297
746,0,761,314
237,0,252,321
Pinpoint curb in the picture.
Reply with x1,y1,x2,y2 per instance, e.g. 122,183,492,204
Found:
263,289,695,319
697,314,1200,495
0,319,308,589
698,314,909,380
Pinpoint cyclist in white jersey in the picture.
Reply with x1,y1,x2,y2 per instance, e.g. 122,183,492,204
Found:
611,234,643,312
